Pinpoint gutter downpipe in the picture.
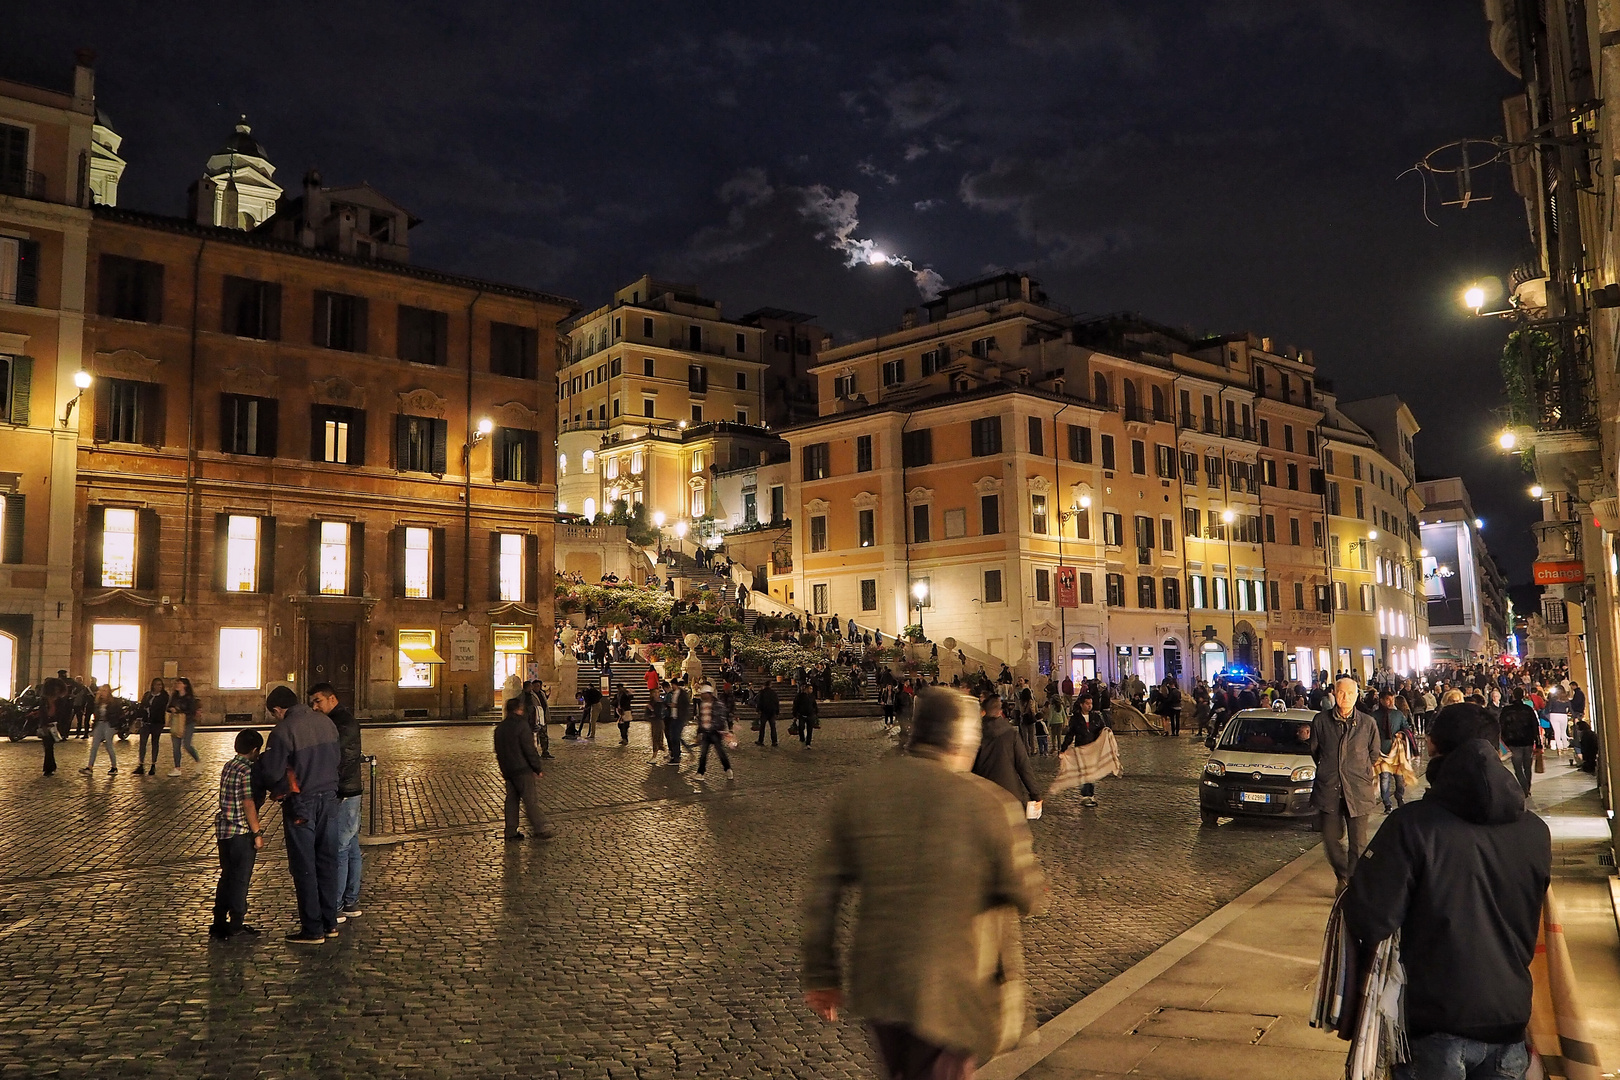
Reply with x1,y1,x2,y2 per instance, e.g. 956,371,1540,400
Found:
180,239,206,605
463,290,483,611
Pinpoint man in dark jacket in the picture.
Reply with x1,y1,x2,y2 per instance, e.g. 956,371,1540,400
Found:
667,679,692,764
1345,703,1551,1079
972,696,1042,808
1498,688,1542,796
310,683,364,920
755,683,780,747
494,696,555,841
1308,678,1381,889
793,683,819,747
257,685,343,944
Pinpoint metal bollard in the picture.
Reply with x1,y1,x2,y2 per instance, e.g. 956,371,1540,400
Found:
364,753,379,836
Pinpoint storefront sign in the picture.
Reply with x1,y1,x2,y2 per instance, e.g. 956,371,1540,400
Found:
1532,561,1584,585
1055,567,1078,608
449,621,480,671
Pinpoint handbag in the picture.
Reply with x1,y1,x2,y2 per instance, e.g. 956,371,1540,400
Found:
788,721,801,736
1534,746,1546,774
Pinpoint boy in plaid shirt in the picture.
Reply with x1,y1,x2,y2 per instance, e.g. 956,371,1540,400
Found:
210,729,266,940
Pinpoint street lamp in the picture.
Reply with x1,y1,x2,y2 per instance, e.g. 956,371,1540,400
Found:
1220,509,1237,646
60,370,92,427
1464,285,1486,312
475,416,494,439
1498,429,1518,450
1530,484,1544,498
911,580,929,639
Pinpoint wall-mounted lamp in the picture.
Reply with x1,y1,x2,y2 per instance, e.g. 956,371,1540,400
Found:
474,416,494,442
60,370,92,427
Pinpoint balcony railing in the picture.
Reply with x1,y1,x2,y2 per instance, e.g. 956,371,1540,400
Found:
0,170,47,201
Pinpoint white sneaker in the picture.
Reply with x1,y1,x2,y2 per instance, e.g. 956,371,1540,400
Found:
724,769,734,779
340,908,363,918
168,768,181,777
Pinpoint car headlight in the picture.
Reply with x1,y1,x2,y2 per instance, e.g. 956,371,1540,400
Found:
1204,761,1226,777
1291,765,1316,782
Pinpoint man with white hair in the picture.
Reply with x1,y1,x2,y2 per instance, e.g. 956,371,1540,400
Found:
802,688,1047,1078
1309,677,1382,890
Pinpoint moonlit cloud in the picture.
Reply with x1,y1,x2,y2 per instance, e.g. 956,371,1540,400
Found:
799,183,946,299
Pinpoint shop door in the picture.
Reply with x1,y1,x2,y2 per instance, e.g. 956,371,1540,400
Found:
308,622,357,706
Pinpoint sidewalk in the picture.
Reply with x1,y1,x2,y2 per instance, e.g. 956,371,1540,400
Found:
986,761,1620,1080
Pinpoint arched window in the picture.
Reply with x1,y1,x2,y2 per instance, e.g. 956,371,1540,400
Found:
1151,385,1166,421
1093,372,1110,407
583,497,597,520
557,453,567,476
1123,379,1139,417
582,450,596,473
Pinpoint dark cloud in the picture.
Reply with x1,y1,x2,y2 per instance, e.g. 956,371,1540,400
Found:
3,0,1539,577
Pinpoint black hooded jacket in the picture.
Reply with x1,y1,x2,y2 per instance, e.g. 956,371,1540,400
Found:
1344,739,1551,1044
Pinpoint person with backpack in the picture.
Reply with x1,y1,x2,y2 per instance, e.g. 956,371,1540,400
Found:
1498,688,1542,796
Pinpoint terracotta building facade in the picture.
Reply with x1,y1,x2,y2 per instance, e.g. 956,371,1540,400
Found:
78,183,572,719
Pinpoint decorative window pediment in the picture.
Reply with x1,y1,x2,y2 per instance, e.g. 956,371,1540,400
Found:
1026,475,1052,495
906,486,934,506
973,475,1004,495
807,498,831,514
397,388,448,418
852,491,879,510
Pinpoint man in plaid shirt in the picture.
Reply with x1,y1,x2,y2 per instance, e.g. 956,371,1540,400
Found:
211,729,266,940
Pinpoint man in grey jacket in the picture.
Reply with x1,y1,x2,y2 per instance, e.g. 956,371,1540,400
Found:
1309,677,1382,890
803,688,1047,1077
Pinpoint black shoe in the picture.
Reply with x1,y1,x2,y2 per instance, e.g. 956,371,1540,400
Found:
208,925,234,940
535,828,557,840
541,752,554,759
504,833,524,841
285,931,326,945
234,924,260,936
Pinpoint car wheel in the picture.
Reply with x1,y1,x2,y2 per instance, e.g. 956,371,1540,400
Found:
1200,810,1219,827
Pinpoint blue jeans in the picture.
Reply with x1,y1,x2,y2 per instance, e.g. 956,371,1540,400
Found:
1396,1034,1528,1080
282,791,341,937
1380,771,1406,810
172,728,198,767
333,795,363,911
86,721,118,769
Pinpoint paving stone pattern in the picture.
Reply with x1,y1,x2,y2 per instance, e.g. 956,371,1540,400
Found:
0,722,1319,1079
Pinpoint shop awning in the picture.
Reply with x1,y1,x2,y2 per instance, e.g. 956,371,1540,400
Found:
399,645,446,664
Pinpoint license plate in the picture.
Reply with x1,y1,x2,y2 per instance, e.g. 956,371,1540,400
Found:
1240,792,1270,804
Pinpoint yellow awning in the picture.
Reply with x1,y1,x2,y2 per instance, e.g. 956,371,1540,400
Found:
399,645,446,664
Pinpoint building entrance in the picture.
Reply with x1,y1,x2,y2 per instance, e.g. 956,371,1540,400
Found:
308,621,357,706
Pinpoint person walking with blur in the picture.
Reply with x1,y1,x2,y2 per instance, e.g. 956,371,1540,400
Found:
972,695,1042,813
1309,678,1381,891
1498,687,1542,797
167,677,201,776
495,693,555,842
38,677,67,777
79,683,120,775
755,681,780,747
694,682,734,780
802,687,1047,1079
135,676,168,775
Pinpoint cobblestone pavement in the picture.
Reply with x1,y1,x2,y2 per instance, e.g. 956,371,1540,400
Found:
0,722,1319,1079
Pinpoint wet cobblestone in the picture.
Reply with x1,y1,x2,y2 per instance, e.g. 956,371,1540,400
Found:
0,723,1318,1078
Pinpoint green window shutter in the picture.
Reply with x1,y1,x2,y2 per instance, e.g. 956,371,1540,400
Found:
8,355,31,425
2,494,23,564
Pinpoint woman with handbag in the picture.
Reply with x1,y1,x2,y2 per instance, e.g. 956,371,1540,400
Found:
614,685,634,745
167,677,201,776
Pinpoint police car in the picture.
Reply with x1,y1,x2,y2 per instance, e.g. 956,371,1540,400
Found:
1199,707,1318,825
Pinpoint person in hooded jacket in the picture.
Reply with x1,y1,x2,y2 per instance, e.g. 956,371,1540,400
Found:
1344,702,1551,1080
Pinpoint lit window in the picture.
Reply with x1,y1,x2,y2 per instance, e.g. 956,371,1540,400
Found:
692,452,704,473
404,527,431,598
319,521,348,595
582,450,595,473
692,487,706,516
631,451,643,475
217,627,263,689
398,629,440,688
101,508,138,588
224,515,259,592
90,622,141,698
499,533,524,602
558,453,567,476
324,419,349,463
583,497,597,519
606,457,620,479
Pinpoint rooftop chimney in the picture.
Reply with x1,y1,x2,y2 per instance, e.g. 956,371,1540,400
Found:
72,49,96,115
900,307,918,330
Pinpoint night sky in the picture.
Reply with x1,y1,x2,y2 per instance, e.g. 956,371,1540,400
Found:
7,3,1538,583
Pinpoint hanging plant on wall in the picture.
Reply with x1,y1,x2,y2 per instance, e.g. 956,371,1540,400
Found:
1499,326,1559,424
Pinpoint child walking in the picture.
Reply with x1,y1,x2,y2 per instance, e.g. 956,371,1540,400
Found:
210,729,265,940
